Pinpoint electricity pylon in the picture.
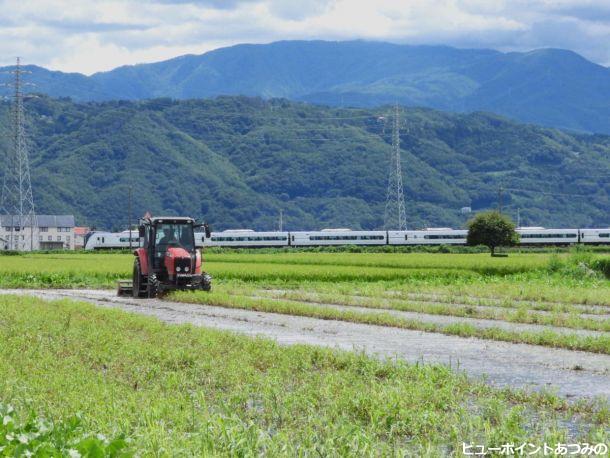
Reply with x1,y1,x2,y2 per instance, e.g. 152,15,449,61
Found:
0,57,37,250
383,105,407,230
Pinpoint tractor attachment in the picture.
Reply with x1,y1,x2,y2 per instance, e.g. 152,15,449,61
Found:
117,280,133,297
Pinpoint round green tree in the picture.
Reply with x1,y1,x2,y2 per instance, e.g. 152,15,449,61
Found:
466,211,519,256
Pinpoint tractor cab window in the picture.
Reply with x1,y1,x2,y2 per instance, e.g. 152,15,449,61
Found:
154,223,194,253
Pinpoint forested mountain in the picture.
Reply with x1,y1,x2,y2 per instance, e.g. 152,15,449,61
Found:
1,41,610,134
0,96,608,230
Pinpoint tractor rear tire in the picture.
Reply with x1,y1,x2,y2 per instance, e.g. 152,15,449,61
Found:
132,259,147,298
201,273,212,292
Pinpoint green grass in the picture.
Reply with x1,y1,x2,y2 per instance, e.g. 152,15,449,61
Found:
0,253,128,288
204,251,551,273
0,295,607,456
1,251,608,294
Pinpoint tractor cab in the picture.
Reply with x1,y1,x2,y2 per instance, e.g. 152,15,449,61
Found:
129,216,211,298
144,218,196,271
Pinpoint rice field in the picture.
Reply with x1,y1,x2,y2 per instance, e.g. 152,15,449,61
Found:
0,295,608,456
0,249,609,454
1,249,609,303
1,250,609,352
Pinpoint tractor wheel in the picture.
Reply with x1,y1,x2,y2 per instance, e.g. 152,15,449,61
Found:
132,259,146,298
201,273,212,292
147,274,159,299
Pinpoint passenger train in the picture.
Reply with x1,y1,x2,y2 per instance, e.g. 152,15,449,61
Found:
84,227,610,250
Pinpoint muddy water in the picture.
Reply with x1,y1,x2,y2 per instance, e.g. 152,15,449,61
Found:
2,289,609,401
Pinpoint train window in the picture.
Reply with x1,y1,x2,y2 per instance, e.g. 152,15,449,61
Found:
310,235,380,241
212,235,289,242
521,233,577,238
405,235,408,240
423,234,465,240
600,233,610,238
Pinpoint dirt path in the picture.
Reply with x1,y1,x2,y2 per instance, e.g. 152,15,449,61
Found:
2,288,609,401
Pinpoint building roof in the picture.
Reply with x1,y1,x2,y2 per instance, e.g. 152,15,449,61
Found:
0,214,75,227
74,226,90,235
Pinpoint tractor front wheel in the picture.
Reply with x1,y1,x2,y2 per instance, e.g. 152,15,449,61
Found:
147,274,159,299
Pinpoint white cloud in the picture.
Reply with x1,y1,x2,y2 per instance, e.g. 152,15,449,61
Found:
0,0,608,74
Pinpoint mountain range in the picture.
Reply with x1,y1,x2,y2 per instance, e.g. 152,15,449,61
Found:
1,40,610,134
0,96,608,230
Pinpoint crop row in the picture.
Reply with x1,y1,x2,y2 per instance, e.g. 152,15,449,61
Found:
171,291,610,355
250,289,610,332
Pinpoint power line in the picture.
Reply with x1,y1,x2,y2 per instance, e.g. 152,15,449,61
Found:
503,187,604,199
169,112,381,121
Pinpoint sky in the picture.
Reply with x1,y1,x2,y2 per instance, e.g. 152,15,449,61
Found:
0,0,609,74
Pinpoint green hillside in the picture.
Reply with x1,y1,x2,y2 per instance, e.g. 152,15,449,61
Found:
0,96,608,230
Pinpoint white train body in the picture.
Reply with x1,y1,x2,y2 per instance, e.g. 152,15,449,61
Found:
85,227,609,250
290,230,387,246
84,230,138,250
388,229,467,245
516,228,579,244
200,230,289,247
579,228,610,244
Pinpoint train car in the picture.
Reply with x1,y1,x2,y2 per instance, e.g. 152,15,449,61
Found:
579,228,610,244
199,230,289,248
516,227,579,245
290,229,387,246
388,228,467,245
85,225,609,250
84,230,138,250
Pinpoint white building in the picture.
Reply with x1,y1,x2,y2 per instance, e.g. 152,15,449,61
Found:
0,215,75,251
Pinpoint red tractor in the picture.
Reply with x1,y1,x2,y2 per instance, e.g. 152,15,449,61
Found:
118,216,212,298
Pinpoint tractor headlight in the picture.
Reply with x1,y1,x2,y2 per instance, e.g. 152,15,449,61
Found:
176,266,181,272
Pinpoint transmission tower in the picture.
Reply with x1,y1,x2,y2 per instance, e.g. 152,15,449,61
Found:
0,57,37,251
383,105,407,230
